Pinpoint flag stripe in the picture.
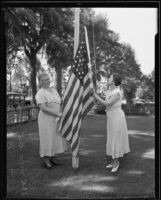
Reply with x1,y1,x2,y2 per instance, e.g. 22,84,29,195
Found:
58,27,94,158
59,73,77,132
62,74,77,109
71,119,82,147
65,103,82,142
62,88,83,139
69,107,82,144
72,138,80,156
83,86,92,105
71,126,81,151
68,85,92,144
64,95,83,140
82,99,94,119
61,78,81,131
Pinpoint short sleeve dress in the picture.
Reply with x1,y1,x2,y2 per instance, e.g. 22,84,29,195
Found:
35,87,68,157
105,88,130,159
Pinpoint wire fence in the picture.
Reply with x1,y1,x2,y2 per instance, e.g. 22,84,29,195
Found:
7,103,155,125
7,106,39,125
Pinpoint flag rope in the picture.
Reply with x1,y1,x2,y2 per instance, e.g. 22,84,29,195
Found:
91,10,97,92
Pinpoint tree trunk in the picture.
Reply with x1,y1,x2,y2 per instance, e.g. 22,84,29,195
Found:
92,72,97,92
10,73,12,92
30,52,37,105
55,67,62,98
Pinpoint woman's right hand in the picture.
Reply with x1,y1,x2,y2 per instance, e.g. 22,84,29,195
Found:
90,88,97,98
57,112,62,118
93,92,98,99
90,88,94,96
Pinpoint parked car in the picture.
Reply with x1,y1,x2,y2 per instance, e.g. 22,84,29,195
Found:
25,96,32,106
7,92,26,108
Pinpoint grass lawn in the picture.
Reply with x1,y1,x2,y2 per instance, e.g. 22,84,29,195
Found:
7,115,155,199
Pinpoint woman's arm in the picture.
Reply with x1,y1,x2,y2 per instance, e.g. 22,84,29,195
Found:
93,93,109,106
93,92,120,107
107,93,120,106
39,103,62,117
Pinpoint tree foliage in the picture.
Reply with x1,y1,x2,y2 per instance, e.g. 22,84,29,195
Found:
5,7,145,105
139,71,155,100
79,8,143,103
45,8,74,96
4,8,37,53
5,7,74,103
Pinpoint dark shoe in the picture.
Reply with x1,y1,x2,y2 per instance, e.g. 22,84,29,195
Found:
43,157,52,169
50,157,63,166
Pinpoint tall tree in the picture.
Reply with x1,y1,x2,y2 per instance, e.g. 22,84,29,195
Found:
79,8,114,87
79,8,143,104
4,7,74,104
139,71,155,101
45,8,74,97
4,7,37,54
6,51,17,92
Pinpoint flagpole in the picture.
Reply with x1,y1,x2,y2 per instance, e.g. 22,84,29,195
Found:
84,26,94,90
74,8,80,58
72,8,80,171
90,11,98,94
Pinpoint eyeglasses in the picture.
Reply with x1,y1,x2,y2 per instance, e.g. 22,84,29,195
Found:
42,77,50,82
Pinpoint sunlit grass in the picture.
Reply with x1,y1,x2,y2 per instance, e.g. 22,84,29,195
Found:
127,170,145,175
141,148,155,159
48,174,117,192
7,132,18,138
128,130,154,136
90,134,104,138
79,149,95,156
7,116,155,198
80,185,115,192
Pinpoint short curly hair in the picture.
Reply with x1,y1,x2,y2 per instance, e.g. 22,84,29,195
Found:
38,72,48,82
113,73,122,86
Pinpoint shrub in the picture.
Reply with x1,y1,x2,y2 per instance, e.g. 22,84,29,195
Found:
93,103,106,115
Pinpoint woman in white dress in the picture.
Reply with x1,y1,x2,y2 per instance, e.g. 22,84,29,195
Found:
35,72,68,169
92,73,130,173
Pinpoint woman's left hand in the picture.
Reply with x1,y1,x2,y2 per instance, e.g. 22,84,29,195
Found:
90,88,95,96
93,92,98,99
106,103,111,110
57,112,62,118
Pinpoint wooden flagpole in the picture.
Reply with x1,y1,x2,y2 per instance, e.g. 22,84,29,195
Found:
91,11,97,93
74,8,80,58
84,26,94,90
72,8,80,170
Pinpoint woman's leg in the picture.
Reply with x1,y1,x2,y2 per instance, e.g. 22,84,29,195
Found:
42,156,52,169
50,156,62,165
111,158,120,172
112,158,119,168
106,157,114,168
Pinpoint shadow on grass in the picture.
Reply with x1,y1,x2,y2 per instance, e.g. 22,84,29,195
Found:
7,115,155,198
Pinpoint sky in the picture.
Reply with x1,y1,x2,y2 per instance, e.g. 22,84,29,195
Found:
94,8,157,75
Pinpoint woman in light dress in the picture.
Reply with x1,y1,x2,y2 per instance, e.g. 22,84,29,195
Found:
35,72,68,169
92,73,130,173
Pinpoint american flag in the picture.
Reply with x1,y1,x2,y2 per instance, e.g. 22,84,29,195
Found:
58,28,94,156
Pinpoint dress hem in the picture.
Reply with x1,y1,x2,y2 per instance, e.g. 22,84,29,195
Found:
106,150,130,159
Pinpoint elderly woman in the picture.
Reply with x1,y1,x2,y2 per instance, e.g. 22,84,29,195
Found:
35,72,67,169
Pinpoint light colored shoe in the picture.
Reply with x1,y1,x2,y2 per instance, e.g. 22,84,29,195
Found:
106,163,113,168
111,161,119,173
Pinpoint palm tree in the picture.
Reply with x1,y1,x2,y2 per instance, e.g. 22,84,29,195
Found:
45,8,74,97
4,7,74,104
4,7,37,53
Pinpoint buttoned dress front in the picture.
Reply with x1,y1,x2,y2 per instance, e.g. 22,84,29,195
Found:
35,87,68,157
105,88,130,159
